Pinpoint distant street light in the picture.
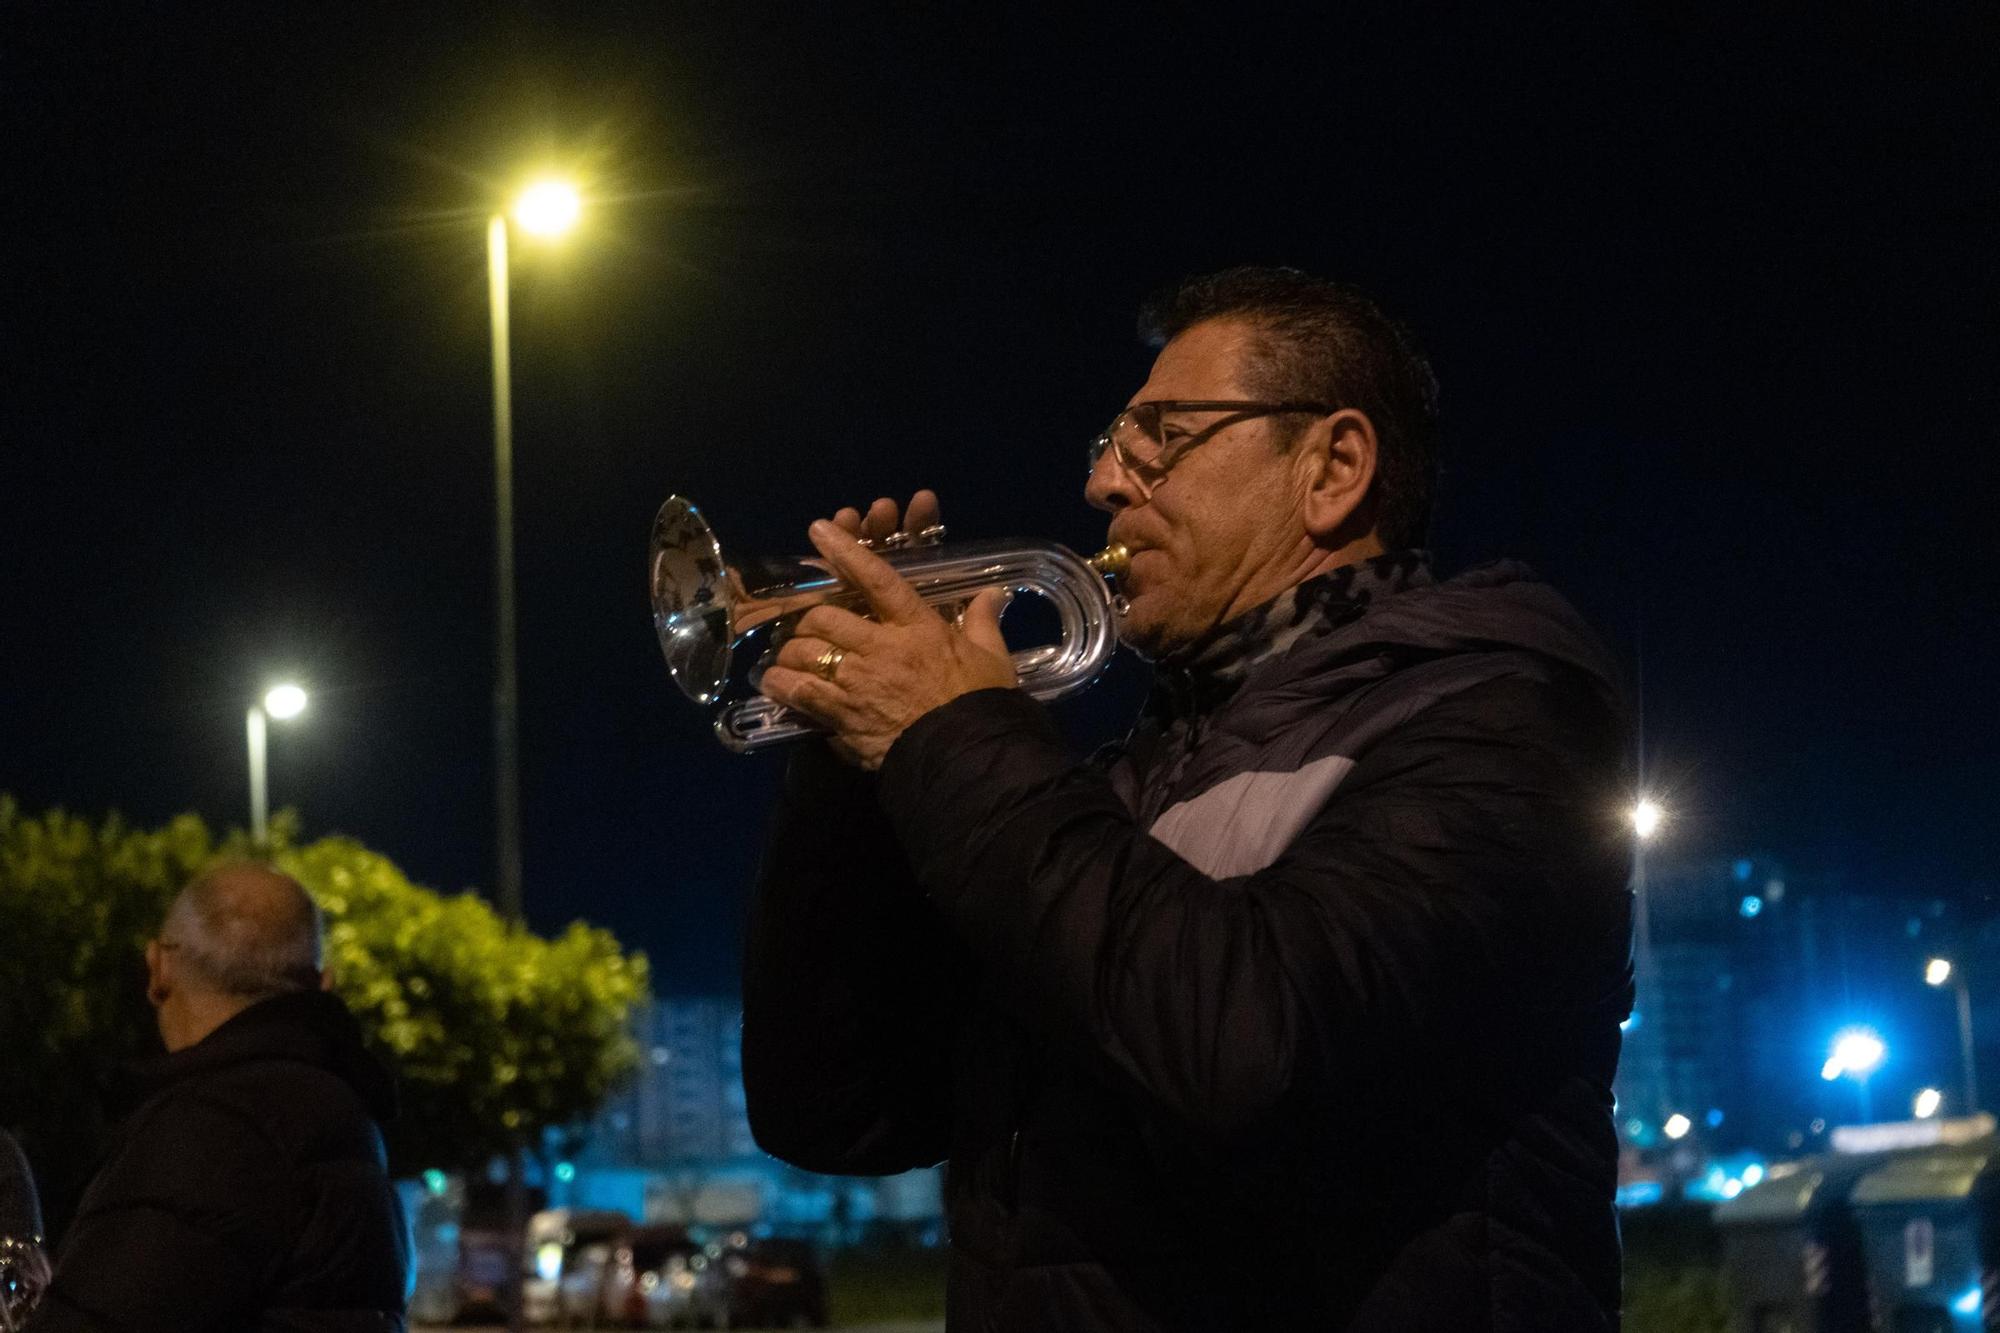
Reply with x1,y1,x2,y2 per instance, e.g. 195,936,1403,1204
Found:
246,683,307,844
1914,1087,1944,1119
487,173,583,1333
1823,1026,1887,1122
1662,1113,1692,1141
1925,957,1980,1116
1630,798,1665,841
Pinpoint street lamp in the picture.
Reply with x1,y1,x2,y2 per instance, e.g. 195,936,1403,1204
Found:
1630,798,1665,841
1914,1087,1944,1119
1626,795,1666,1120
487,177,581,926
246,683,307,845
487,175,581,1333
1925,957,1980,1116
1822,1026,1887,1122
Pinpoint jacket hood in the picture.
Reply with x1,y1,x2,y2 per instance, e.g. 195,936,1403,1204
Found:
136,989,399,1123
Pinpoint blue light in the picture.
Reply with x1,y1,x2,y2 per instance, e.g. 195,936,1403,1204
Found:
554,1161,576,1183
1733,858,1754,882
1739,895,1763,919
1615,1181,1663,1208
1706,1108,1725,1128
422,1169,448,1196
1621,1010,1640,1033
1953,1286,1981,1316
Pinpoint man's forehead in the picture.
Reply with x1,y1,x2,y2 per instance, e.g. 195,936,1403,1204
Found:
1131,318,1260,405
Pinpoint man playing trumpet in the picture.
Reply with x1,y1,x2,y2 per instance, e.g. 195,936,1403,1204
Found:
742,267,1633,1332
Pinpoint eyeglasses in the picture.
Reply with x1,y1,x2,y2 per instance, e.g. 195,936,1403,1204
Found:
1087,399,1338,492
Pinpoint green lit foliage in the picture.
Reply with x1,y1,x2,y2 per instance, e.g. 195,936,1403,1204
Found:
277,834,648,1170
0,797,648,1199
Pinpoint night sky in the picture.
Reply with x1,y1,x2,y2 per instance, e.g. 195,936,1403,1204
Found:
5,6,1995,994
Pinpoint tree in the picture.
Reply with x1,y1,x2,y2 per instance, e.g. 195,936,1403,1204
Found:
0,797,649,1230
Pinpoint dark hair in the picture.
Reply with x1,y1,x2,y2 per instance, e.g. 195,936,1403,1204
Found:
1138,266,1440,548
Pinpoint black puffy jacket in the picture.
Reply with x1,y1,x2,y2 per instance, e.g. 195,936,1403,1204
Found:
743,558,1633,1331
28,991,410,1332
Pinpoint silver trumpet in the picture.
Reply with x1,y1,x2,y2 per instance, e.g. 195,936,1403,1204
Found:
649,495,1131,752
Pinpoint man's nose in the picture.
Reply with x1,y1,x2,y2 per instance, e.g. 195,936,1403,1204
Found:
1084,450,1138,513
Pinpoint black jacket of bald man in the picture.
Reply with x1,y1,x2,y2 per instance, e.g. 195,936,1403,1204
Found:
26,990,410,1332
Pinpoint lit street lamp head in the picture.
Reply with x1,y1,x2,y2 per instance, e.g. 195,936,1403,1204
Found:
1630,797,1664,841
513,180,582,238
263,683,308,720
1823,1026,1887,1081
1925,957,1953,987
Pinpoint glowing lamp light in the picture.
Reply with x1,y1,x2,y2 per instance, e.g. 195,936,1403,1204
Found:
1630,798,1664,841
535,1242,562,1282
263,683,307,719
1954,1287,1982,1316
1925,957,1953,987
554,1160,576,1183
1823,1027,1887,1082
1663,1113,1692,1140
513,180,582,237
1913,1087,1944,1119
1741,1163,1765,1187
422,1168,448,1197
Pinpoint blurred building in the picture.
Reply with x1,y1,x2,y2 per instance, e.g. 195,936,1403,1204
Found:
571,997,941,1237
587,997,758,1163
1616,854,1996,1156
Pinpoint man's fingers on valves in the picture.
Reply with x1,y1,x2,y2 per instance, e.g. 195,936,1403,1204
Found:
807,521,932,625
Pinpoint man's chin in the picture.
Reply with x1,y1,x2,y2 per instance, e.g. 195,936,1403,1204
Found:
1113,596,1185,662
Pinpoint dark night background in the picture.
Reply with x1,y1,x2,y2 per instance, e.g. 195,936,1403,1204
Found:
3,5,1995,995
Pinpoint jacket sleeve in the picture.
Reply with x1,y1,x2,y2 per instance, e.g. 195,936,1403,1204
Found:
740,740,971,1175
874,676,1631,1142
27,1097,279,1333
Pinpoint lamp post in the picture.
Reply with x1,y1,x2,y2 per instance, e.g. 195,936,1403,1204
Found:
487,176,580,1333
246,683,307,845
487,177,579,924
1626,796,1665,1117
1925,958,1980,1116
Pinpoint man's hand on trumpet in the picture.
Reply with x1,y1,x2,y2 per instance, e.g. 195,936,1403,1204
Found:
761,493,1017,771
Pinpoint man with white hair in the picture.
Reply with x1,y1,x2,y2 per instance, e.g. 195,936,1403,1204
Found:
27,862,411,1332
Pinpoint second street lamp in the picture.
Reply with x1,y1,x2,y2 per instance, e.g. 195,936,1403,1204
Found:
247,683,307,845
1925,957,1980,1117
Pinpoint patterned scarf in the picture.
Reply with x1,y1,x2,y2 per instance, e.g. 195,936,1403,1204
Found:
1127,550,1432,822
1149,549,1433,718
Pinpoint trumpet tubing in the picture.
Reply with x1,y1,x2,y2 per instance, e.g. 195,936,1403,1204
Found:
650,496,1125,752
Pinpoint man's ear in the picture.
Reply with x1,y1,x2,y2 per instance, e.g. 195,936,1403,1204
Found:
1297,408,1380,543
145,940,170,1009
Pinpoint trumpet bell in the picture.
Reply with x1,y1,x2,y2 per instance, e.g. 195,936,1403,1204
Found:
650,495,1124,752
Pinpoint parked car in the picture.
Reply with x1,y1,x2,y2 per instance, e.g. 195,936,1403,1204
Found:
720,1237,829,1329
583,1224,692,1329
454,1226,516,1322
640,1237,731,1329
523,1208,631,1325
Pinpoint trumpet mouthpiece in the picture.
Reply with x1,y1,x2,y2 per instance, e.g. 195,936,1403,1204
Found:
1088,542,1132,580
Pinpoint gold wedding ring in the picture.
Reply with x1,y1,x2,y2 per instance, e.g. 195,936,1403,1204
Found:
812,643,846,682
